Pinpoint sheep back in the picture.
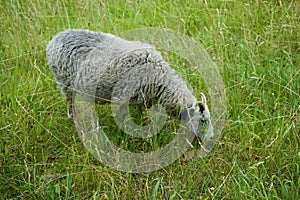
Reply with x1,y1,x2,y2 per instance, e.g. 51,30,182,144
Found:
47,29,197,111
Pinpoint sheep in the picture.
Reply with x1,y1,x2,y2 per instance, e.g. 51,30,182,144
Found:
46,29,213,138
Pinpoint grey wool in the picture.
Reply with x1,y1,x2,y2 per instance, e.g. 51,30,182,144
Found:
46,29,212,138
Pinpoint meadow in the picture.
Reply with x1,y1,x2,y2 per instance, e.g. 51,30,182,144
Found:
0,0,299,199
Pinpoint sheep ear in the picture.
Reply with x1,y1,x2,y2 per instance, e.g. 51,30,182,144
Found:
200,93,207,105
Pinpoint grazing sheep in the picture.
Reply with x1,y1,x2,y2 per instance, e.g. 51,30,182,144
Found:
46,29,212,138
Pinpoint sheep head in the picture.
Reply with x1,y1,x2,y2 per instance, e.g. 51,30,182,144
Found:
182,93,213,139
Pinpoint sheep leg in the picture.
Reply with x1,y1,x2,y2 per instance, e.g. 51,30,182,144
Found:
67,95,73,118
56,81,74,118
62,88,73,118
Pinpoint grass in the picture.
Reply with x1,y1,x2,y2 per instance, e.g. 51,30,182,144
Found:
0,0,299,199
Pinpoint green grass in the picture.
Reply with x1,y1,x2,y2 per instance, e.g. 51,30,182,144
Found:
1,0,299,199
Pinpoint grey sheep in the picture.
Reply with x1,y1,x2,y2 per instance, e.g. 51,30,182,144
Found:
46,29,212,138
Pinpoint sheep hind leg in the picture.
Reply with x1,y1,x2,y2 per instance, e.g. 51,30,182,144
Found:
57,81,74,118
67,95,73,118
62,88,73,118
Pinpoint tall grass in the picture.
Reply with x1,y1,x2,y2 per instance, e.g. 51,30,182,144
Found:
1,0,299,199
